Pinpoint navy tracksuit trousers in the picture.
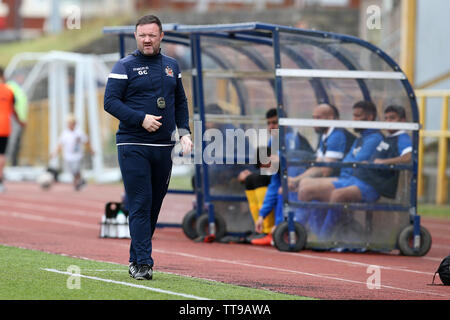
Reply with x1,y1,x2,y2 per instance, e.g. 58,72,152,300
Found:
118,144,173,266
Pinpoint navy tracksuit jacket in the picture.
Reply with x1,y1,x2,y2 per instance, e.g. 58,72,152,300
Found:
104,49,190,266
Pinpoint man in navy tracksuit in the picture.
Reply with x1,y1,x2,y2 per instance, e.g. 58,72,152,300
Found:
104,15,192,280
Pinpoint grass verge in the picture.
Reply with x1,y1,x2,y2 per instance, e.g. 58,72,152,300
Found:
417,203,450,219
0,245,312,300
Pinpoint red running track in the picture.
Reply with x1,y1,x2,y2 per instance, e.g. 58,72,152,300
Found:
0,181,449,300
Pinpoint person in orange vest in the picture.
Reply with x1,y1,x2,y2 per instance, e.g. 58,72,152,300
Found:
0,67,24,193
6,77,28,166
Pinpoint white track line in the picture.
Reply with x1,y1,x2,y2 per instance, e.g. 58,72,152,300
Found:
0,199,99,218
422,222,450,231
6,193,106,207
422,256,447,262
428,243,450,250
153,249,450,298
0,211,98,229
248,246,437,276
428,233,450,240
42,268,209,300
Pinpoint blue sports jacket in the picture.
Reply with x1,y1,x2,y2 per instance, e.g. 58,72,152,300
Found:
104,49,190,145
258,131,314,220
340,129,384,177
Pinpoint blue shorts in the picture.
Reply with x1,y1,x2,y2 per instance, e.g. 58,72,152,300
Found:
332,175,380,202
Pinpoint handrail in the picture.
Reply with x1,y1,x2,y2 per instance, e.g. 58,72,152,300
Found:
416,89,450,204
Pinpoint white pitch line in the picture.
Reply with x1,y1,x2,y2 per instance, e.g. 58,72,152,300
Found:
153,249,450,298
42,268,209,300
79,269,128,272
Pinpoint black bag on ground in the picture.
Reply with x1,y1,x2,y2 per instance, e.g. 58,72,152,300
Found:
432,255,450,285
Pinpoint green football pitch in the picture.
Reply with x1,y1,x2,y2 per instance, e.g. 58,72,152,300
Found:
0,245,313,300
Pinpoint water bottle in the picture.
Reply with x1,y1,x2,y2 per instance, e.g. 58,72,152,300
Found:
117,210,127,238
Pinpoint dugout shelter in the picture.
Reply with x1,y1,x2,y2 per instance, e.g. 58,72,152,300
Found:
103,22,431,256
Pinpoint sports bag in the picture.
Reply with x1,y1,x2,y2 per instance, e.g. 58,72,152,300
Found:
432,255,450,285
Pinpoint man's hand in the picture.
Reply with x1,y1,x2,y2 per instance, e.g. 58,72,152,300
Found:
142,114,162,132
255,216,264,234
373,158,386,164
287,176,300,191
180,134,193,155
238,169,252,183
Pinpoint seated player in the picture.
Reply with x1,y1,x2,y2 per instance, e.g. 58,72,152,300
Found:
297,100,384,203
251,145,316,246
317,105,413,239
250,121,315,246
288,103,355,190
240,108,314,241
296,101,384,235
286,103,355,231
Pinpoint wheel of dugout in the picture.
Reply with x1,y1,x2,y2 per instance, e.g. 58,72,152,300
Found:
181,210,199,240
195,213,227,241
397,225,432,257
273,221,307,252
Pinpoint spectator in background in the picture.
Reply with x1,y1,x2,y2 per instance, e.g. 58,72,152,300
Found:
51,114,94,191
6,77,28,166
0,67,24,193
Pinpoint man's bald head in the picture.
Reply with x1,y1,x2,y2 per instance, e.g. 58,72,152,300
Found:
313,103,339,119
312,103,339,133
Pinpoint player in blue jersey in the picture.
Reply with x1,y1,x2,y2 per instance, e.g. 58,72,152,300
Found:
104,15,193,280
317,105,412,239
295,101,383,238
239,108,314,243
252,103,351,245
286,103,355,234
297,101,383,203
330,105,412,203
251,125,315,245
288,103,355,191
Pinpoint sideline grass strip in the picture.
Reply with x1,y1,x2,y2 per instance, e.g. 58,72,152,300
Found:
0,245,313,300
417,204,450,219
43,268,209,300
